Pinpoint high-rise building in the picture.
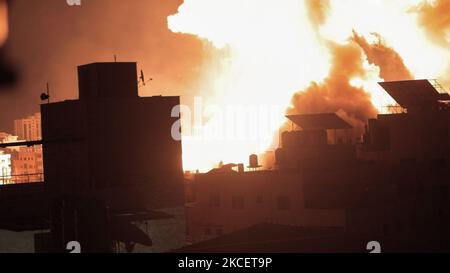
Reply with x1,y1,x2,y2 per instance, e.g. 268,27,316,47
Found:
41,62,184,208
9,114,44,183
14,113,42,141
41,62,184,252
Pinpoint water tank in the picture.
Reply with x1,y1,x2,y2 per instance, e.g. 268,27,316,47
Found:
248,154,262,169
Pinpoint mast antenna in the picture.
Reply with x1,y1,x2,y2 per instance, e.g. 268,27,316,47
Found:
40,83,51,104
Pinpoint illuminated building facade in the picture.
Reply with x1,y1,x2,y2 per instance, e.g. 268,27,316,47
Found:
0,131,44,184
14,113,42,142
9,146,44,183
185,169,345,244
0,151,12,185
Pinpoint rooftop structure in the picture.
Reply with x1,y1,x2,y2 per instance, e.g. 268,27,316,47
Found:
379,80,450,112
41,62,184,210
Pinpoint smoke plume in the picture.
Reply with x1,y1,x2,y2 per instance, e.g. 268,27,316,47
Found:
413,0,450,88
352,31,414,81
286,0,378,135
413,0,450,49
287,0,420,136
287,41,378,134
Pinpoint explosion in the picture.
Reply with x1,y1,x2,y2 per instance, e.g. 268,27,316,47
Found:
168,0,450,172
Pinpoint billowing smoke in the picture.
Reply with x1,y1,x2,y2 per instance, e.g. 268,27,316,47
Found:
287,41,378,134
305,0,330,32
413,0,450,49
413,0,450,89
286,0,378,135
1,0,449,172
170,0,449,169
287,0,421,136
352,31,414,81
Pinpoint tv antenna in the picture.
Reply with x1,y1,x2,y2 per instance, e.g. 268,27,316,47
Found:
138,69,153,88
40,83,51,104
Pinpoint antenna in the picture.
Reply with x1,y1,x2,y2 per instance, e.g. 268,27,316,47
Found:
140,70,145,86
40,83,50,104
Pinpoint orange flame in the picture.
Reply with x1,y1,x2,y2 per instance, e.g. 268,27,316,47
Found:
169,0,450,172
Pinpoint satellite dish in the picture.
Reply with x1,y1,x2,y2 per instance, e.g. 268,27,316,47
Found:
40,93,50,101
138,70,153,88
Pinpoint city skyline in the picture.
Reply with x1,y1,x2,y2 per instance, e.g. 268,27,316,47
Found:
0,0,449,257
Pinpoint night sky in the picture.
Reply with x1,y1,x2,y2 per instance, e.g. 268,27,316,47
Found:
0,0,208,132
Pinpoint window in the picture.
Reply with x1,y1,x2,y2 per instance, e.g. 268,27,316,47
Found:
277,196,291,211
232,196,245,210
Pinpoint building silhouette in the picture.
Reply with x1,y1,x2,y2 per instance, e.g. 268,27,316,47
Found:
184,79,450,252
42,62,183,208
1,73,449,252
0,62,185,253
